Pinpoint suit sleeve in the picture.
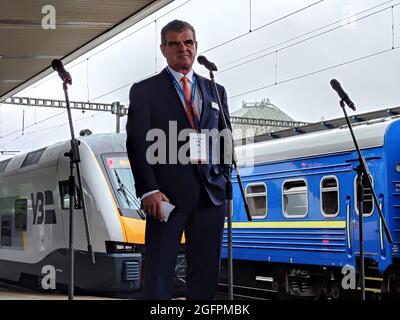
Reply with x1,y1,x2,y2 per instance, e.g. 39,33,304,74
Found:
126,83,159,199
219,85,232,132
218,85,233,178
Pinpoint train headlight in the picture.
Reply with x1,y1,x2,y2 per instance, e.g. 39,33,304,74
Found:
105,241,136,253
396,164,400,173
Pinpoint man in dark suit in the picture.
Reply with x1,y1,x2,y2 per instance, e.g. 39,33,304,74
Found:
126,20,231,300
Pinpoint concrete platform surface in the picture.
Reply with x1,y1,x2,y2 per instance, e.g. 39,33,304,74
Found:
0,287,120,300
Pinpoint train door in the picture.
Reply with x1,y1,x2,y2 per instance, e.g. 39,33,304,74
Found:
56,148,89,252
350,173,388,294
1,215,12,247
350,173,386,270
56,150,73,250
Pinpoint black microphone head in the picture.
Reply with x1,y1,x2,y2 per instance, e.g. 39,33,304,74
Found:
51,59,72,84
330,79,341,91
51,59,63,71
330,78,356,111
197,55,207,65
197,55,218,71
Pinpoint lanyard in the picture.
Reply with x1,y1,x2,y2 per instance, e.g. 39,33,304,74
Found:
166,68,199,130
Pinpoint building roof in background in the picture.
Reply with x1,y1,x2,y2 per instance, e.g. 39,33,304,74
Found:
231,98,295,122
0,0,173,102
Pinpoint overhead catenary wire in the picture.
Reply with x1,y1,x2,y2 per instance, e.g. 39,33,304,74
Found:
228,45,400,100
217,0,395,70
217,2,399,75
392,6,396,49
88,0,397,103
0,110,68,141
86,58,90,102
82,0,194,62
11,0,335,106
72,0,332,103
7,45,397,150
2,0,399,150
249,0,252,32
25,0,194,91
199,0,326,55
2,111,106,148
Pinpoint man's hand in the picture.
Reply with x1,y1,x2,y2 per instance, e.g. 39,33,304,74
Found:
142,191,170,221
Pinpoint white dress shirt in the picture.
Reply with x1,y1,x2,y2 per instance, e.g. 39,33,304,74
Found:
141,66,203,201
167,66,203,118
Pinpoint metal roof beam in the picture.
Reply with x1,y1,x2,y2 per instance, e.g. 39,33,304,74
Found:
4,96,127,116
236,105,400,145
230,116,309,128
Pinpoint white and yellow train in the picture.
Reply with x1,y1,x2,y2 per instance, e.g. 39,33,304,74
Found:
0,133,184,294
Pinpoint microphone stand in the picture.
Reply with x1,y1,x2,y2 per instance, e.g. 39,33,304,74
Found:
338,99,393,300
60,77,96,300
205,68,252,301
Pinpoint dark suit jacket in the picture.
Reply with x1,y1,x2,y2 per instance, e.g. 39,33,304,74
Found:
126,68,231,211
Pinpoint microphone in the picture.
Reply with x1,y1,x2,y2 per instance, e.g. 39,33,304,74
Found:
52,59,72,84
197,55,218,72
330,79,355,111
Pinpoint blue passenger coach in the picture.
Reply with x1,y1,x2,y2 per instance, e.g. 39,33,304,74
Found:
221,114,400,299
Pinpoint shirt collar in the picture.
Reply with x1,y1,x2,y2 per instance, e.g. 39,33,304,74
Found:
167,66,194,84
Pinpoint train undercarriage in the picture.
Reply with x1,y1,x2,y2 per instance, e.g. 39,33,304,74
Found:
219,259,400,300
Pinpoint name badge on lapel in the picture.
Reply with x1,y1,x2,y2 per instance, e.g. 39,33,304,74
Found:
211,102,220,111
189,132,207,164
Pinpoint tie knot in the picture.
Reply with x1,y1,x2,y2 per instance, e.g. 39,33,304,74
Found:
180,75,192,105
181,76,189,84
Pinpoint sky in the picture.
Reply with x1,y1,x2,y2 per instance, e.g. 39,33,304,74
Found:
1,0,400,159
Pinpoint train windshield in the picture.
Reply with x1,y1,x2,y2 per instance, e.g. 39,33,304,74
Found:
103,154,145,219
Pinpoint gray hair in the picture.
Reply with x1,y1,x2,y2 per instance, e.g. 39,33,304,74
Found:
161,20,196,45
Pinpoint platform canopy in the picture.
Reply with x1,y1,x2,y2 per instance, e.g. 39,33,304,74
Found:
0,0,173,102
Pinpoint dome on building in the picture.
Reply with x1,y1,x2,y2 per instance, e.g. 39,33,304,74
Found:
231,98,295,122
230,98,304,141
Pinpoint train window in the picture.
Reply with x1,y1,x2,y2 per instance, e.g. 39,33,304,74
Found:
245,183,267,219
1,215,12,247
0,159,11,173
15,199,27,231
20,148,46,168
283,180,308,217
58,181,82,210
102,155,144,216
354,175,374,216
320,177,339,217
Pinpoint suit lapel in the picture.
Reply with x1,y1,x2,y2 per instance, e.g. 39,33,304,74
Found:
161,68,193,129
161,69,214,130
196,74,211,129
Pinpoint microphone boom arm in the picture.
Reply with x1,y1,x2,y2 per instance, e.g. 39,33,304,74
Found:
53,59,95,300
333,84,393,300
200,56,252,301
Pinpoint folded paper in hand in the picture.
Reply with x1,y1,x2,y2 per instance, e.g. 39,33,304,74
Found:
162,201,175,222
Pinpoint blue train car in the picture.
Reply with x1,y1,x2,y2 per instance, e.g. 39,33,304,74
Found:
221,112,400,299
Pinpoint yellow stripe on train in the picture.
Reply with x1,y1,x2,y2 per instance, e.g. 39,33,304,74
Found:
224,221,346,229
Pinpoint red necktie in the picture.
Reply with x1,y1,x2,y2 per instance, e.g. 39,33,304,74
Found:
181,76,199,129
